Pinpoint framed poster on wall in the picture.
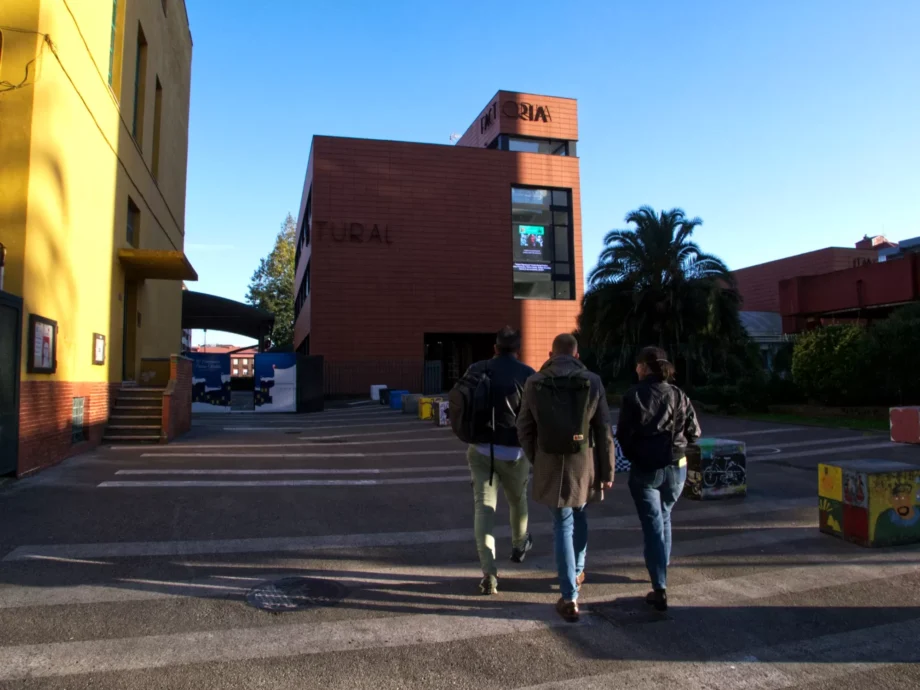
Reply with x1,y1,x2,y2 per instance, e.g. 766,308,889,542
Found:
93,333,106,365
28,314,57,374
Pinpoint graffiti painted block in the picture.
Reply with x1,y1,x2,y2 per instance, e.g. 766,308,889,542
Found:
389,390,409,410
402,394,422,415
610,425,630,473
682,439,747,500
819,460,920,547
419,397,442,421
890,407,920,445
435,401,450,427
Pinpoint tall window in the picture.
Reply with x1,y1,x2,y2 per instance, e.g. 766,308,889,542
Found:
107,0,119,86
71,397,86,444
127,198,140,247
296,189,312,266
132,24,148,144
511,187,574,300
152,77,163,178
295,260,311,318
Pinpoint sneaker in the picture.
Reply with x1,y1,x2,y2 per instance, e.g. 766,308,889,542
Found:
555,597,580,622
645,589,667,612
576,571,586,591
479,575,499,595
510,533,533,563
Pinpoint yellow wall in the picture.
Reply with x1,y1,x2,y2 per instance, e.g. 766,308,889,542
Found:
0,0,193,384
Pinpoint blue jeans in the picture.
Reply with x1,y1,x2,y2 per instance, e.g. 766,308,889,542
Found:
628,464,687,590
550,506,588,602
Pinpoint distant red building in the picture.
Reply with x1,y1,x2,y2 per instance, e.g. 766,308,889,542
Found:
189,345,257,377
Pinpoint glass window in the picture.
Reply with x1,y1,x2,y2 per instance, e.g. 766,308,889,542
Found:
233,368,239,376
108,0,119,86
512,186,574,301
233,358,238,364
72,397,85,444
126,198,140,247
506,137,571,156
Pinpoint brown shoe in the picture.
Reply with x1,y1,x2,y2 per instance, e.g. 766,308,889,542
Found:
576,572,586,591
556,597,580,622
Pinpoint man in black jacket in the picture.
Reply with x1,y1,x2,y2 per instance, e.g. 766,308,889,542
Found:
462,327,536,595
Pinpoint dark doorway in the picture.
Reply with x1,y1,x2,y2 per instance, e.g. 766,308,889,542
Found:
0,292,22,475
122,279,139,381
424,332,495,391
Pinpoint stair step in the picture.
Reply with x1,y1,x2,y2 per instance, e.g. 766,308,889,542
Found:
116,401,163,409
103,435,161,444
111,416,161,424
107,424,161,430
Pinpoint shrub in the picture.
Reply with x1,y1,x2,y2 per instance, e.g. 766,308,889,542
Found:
862,312,920,405
791,324,867,405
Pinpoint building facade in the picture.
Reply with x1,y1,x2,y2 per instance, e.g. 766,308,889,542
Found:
190,345,257,378
0,0,194,475
292,91,583,394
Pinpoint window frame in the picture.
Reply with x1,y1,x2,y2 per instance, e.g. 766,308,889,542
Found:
511,184,575,302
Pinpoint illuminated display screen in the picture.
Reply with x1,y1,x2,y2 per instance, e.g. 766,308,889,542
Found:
511,188,574,300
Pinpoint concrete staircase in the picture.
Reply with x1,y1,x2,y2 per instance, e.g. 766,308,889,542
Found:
102,384,165,444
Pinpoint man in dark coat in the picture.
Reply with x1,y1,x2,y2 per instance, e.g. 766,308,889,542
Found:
516,334,616,622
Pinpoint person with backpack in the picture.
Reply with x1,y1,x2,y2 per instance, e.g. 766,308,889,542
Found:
516,333,615,622
615,346,701,612
449,326,536,595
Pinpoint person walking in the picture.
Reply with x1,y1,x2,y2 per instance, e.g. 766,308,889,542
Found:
516,334,615,622
449,327,536,595
616,346,701,612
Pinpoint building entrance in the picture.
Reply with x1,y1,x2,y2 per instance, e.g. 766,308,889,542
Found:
0,293,22,475
424,332,495,392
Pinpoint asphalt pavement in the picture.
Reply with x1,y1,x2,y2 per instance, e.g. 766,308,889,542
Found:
1,403,920,689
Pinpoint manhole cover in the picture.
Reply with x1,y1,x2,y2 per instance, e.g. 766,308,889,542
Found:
246,577,348,612
591,599,670,626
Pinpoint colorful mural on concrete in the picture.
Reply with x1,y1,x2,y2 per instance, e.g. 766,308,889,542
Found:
683,438,747,500
254,353,297,413
189,353,231,413
819,460,920,547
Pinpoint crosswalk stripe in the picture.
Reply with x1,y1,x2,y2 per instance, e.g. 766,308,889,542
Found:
221,419,424,432
751,441,900,462
98,475,472,488
137,450,468,458
746,435,877,451
114,466,468,476
2,550,918,680
1,497,812,562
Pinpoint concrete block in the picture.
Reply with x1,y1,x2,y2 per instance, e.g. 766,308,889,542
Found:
819,459,920,547
402,394,422,415
379,388,391,406
890,407,920,444
435,401,450,426
389,390,408,410
370,385,386,401
418,397,441,421
683,439,747,500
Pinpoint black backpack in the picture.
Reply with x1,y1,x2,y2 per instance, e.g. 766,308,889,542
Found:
449,364,493,444
532,374,592,454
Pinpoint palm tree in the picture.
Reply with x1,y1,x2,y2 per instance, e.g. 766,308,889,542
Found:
582,206,742,381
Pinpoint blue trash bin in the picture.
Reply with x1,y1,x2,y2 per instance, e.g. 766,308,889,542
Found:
389,390,409,410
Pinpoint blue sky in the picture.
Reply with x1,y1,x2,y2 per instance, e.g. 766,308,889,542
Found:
183,0,919,346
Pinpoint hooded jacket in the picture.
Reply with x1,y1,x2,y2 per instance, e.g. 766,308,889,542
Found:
516,355,616,508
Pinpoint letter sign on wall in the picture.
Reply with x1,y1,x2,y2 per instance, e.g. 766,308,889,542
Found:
315,221,393,244
502,101,552,123
480,102,498,134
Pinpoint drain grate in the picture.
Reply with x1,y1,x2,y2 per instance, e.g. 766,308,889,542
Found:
246,577,348,613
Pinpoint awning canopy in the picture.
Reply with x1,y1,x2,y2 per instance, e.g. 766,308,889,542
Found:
181,290,275,343
119,249,198,281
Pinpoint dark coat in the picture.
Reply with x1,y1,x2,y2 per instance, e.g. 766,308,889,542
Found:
516,355,616,508
615,376,702,472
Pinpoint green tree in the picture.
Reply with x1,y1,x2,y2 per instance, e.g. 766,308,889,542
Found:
581,206,743,382
791,324,866,405
246,214,297,349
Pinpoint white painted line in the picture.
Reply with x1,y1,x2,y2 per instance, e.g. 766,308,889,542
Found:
115,466,467,476
706,427,809,437
294,436,458,446
1,497,812,562
0,603,590,681
746,436,877,451
752,441,902,462
222,419,426,432
138,450,468,458
98,475,471,488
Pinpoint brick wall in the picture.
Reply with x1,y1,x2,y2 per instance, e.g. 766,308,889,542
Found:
304,133,582,382
162,355,192,442
457,91,578,149
733,247,880,312
18,381,120,477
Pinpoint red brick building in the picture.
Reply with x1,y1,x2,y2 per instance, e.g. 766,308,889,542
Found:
292,91,583,394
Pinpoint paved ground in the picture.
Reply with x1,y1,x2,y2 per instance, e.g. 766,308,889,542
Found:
1,404,920,688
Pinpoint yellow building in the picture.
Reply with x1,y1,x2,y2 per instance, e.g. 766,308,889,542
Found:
0,0,195,476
